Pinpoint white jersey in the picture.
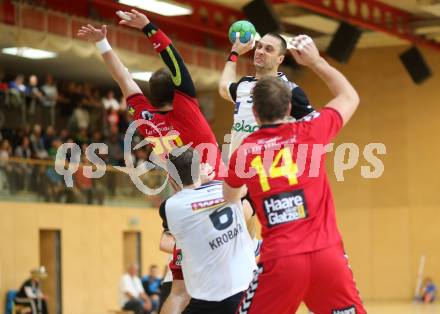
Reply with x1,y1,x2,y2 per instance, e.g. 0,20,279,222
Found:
227,72,315,155
162,181,257,301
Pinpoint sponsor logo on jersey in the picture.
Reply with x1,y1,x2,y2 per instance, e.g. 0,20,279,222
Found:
332,306,356,314
128,106,135,116
232,120,259,133
191,197,226,211
141,110,154,120
263,190,308,227
208,222,244,250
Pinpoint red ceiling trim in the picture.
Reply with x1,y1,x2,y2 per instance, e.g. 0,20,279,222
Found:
273,0,440,51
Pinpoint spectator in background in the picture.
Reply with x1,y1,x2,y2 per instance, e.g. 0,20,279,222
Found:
74,127,89,147
58,128,70,143
15,266,49,314
142,265,162,313
30,124,48,159
44,161,66,203
14,136,32,190
0,69,8,103
102,90,121,132
421,277,437,303
27,74,44,115
8,75,27,123
102,90,120,111
43,126,56,152
0,139,15,193
41,74,58,126
74,156,93,204
120,264,152,314
70,104,90,132
107,126,123,166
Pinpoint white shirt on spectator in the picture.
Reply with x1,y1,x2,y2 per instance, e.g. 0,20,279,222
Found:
102,97,120,111
119,273,145,307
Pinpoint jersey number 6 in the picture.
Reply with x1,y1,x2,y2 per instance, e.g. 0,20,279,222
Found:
209,206,233,231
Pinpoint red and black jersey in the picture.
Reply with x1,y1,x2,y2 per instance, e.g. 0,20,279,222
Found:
225,108,344,262
126,23,224,176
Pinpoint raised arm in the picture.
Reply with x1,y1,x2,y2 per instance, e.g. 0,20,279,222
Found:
219,35,255,102
118,9,196,98
77,24,141,98
289,35,359,125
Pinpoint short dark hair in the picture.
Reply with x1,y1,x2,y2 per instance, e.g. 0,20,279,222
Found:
167,147,200,186
149,68,174,108
253,76,291,123
266,33,287,55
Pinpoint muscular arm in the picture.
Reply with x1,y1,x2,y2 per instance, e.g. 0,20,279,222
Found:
290,35,359,125
219,61,237,102
159,231,175,254
219,35,255,102
77,24,141,98
142,23,196,98
101,50,141,98
309,57,359,125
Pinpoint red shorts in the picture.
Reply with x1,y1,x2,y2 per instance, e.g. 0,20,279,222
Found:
169,246,184,280
237,243,366,314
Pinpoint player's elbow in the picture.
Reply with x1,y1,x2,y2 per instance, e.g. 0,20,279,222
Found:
218,83,230,100
222,182,240,203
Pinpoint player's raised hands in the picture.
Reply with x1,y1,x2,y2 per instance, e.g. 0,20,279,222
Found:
232,33,255,56
289,35,320,67
117,9,150,29
77,24,107,42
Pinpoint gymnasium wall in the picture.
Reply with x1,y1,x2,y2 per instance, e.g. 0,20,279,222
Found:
0,202,167,314
210,44,440,301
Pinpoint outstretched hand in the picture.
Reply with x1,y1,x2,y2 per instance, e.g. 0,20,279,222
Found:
288,35,321,67
77,24,107,42
118,9,150,30
232,33,255,56
200,163,215,184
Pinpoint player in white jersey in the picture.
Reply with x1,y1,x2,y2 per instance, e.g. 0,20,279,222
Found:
160,147,257,314
219,32,316,154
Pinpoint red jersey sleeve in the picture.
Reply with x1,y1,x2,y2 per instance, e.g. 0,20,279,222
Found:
126,93,155,136
308,107,343,143
224,149,245,188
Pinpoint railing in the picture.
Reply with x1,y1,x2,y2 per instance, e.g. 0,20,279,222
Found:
0,157,172,208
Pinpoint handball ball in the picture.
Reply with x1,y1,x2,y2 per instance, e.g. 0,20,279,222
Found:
228,20,256,44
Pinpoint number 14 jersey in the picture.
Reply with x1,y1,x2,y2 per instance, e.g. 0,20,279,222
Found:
225,108,344,263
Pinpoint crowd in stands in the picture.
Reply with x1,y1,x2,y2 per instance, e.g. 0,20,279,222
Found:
0,72,166,205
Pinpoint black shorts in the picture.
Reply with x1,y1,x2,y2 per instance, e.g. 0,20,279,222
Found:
182,291,244,314
158,281,172,312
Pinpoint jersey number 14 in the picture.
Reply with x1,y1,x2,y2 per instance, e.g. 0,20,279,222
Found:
250,147,298,192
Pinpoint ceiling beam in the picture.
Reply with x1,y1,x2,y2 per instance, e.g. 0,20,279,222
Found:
272,0,440,51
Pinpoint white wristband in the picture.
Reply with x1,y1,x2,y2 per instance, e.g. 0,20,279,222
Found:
96,38,112,54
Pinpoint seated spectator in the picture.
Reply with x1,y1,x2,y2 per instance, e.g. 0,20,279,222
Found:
44,162,66,203
15,266,49,314
120,264,152,314
14,136,32,190
30,124,48,159
142,265,162,313
421,277,437,303
0,139,15,193
43,126,55,152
